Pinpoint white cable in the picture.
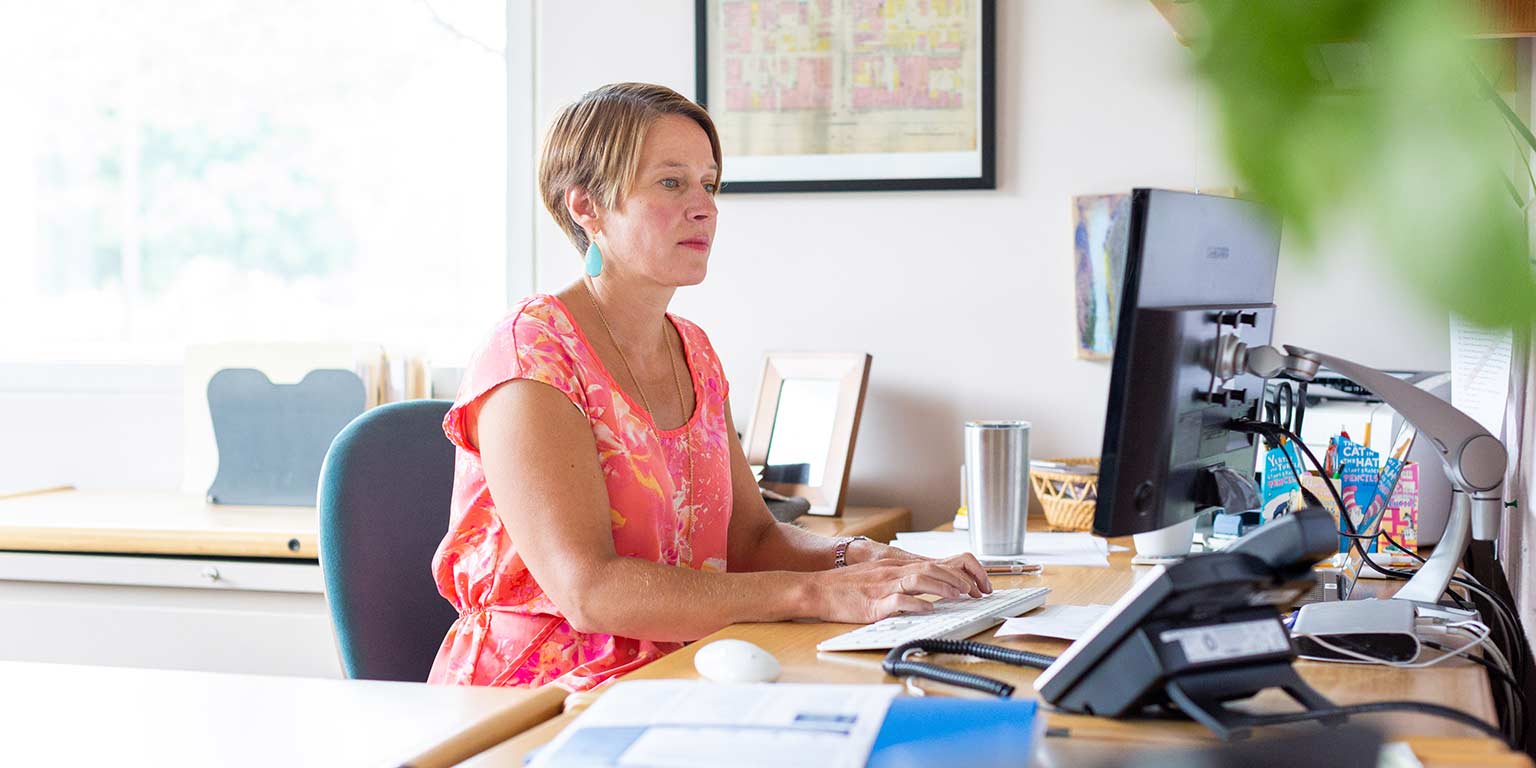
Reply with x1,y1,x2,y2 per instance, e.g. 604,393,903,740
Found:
1296,620,1491,669
1439,623,1523,745
1401,621,1490,669
1295,634,1413,666
1442,624,1519,688
903,676,927,697
1479,634,1515,678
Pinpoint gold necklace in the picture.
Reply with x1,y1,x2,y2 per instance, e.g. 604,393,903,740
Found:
583,281,687,421
584,280,695,518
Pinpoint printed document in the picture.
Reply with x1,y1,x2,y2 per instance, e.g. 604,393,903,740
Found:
530,681,899,768
996,604,1112,641
1450,316,1512,437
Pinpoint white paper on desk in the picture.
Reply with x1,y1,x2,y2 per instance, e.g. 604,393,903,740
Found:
995,604,1112,641
529,680,898,768
891,530,1111,567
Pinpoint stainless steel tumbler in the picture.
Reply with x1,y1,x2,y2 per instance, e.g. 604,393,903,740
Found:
965,420,1030,556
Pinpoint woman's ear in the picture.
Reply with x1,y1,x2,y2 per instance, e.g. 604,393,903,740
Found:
566,186,600,240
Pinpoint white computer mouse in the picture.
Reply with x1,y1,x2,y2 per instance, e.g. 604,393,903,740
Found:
693,639,781,683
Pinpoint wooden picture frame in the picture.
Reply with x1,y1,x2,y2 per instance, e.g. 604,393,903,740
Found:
695,0,996,193
743,352,871,517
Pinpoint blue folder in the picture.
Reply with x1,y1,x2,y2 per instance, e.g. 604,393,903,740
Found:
526,695,1040,766
868,697,1041,767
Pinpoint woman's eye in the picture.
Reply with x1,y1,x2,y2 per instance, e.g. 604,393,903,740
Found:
704,182,718,194
661,178,680,189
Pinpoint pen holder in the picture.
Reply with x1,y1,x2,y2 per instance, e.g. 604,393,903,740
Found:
1028,457,1099,532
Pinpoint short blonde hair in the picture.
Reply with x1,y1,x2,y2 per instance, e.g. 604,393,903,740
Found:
539,82,723,254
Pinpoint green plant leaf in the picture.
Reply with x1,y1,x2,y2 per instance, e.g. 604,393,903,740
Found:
1192,0,1536,329
1470,61,1536,153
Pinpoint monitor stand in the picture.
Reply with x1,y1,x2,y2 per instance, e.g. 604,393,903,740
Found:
1239,344,1504,630
1131,515,1198,565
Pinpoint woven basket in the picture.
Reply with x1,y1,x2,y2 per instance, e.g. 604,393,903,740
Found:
1029,457,1100,532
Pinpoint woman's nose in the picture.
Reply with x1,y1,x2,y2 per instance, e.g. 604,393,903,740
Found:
688,192,716,221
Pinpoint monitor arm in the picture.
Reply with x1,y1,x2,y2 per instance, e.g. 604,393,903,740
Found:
1240,344,1507,607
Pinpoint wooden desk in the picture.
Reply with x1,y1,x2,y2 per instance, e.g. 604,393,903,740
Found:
793,506,910,544
0,484,73,501
0,660,564,767
472,526,1528,767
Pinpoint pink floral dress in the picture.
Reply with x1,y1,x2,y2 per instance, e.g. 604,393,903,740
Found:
427,294,734,691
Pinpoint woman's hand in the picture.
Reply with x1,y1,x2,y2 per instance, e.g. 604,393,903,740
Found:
843,539,932,567
843,541,991,589
807,556,993,625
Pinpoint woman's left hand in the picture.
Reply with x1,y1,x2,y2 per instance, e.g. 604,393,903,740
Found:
845,540,992,595
844,539,920,566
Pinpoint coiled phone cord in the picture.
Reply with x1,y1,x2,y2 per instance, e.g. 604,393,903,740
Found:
881,639,1057,698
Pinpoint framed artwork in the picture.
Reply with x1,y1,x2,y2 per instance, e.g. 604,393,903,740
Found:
1073,193,1131,360
695,0,995,193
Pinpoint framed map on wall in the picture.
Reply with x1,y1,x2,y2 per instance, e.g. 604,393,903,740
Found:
695,0,996,193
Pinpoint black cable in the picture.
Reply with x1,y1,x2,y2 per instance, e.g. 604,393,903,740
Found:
1375,525,1473,610
1469,586,1523,677
1236,418,1416,576
882,656,1014,698
1270,415,1523,662
1425,637,1525,749
1234,420,1377,539
1266,420,1524,676
1245,701,1512,748
1254,419,1531,739
1293,382,1309,434
1268,428,1389,543
1267,423,1424,580
1240,419,1504,641
1452,576,1530,686
1422,640,1525,730
881,639,1056,699
1454,575,1525,657
1379,529,1426,565
1269,415,1525,676
1444,580,1475,611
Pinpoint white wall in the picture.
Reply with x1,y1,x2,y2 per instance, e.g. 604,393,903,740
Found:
0,365,182,492
1,0,1452,515
531,0,1450,528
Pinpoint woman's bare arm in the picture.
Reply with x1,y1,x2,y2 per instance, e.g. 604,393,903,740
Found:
720,403,847,572
469,380,986,642
722,404,991,595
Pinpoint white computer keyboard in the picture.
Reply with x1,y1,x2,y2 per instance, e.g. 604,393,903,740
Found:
816,586,1051,652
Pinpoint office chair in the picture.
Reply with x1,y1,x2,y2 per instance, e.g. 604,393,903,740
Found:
318,399,459,682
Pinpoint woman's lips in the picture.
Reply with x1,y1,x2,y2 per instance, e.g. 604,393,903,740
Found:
679,240,710,251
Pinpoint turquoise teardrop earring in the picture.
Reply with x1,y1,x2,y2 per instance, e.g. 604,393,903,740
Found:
584,241,603,277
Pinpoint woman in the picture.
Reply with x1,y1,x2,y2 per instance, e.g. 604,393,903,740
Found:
429,82,989,691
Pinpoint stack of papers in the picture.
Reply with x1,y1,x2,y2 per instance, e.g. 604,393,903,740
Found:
890,530,1113,568
530,681,899,768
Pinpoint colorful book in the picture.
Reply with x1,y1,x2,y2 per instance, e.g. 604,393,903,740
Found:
1260,443,1302,523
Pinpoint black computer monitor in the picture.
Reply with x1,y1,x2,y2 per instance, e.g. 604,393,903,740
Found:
1094,189,1283,537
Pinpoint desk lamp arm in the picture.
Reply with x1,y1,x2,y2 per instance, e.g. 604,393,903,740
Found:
1242,344,1507,607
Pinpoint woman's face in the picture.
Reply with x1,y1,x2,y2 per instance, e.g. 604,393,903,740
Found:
597,114,719,287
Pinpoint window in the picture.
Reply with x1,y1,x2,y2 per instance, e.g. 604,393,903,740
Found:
0,1,508,363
